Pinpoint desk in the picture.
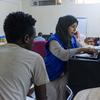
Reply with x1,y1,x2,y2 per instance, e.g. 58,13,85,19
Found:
68,57,100,96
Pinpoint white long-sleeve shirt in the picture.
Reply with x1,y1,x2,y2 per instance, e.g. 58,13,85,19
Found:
49,40,81,61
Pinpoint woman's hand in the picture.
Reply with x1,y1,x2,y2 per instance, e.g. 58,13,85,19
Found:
83,47,98,54
77,47,98,55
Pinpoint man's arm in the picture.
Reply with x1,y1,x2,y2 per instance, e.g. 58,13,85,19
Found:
34,84,47,100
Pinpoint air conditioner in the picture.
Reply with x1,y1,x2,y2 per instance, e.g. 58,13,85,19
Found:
31,0,62,6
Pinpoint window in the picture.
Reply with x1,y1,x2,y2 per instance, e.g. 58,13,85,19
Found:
75,0,100,4
32,0,62,6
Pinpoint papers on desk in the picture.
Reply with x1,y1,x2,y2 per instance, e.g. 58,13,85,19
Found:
73,53,98,60
94,46,100,52
84,45,100,50
75,53,91,57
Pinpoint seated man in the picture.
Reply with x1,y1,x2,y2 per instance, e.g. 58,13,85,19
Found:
0,11,49,100
34,32,46,41
84,37,95,46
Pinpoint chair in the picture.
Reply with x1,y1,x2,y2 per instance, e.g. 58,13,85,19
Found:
66,85,73,100
27,85,36,100
26,96,35,100
32,41,47,58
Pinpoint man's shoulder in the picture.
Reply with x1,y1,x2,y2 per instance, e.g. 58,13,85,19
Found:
21,47,42,58
11,45,43,60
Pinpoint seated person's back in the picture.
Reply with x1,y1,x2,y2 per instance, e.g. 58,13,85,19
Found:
32,40,47,57
0,11,49,100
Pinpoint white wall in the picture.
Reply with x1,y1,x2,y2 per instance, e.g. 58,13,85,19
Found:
0,0,22,36
21,0,100,37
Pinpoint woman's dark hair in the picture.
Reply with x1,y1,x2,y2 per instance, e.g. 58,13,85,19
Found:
56,15,78,48
4,11,36,43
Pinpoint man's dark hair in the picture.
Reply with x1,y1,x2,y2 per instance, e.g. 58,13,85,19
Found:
4,11,36,43
38,32,43,36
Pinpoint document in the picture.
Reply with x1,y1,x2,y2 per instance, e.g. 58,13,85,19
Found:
74,53,98,59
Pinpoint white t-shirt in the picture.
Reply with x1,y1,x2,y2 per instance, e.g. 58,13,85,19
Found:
0,43,49,100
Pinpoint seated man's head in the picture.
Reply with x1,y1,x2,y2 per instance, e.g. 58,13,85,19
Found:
38,32,43,36
3,11,36,50
84,37,95,45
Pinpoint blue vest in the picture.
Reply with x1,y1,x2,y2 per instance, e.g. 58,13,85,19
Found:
44,34,67,81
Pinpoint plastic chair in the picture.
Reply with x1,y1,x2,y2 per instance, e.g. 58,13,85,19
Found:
66,85,73,100
32,41,47,58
